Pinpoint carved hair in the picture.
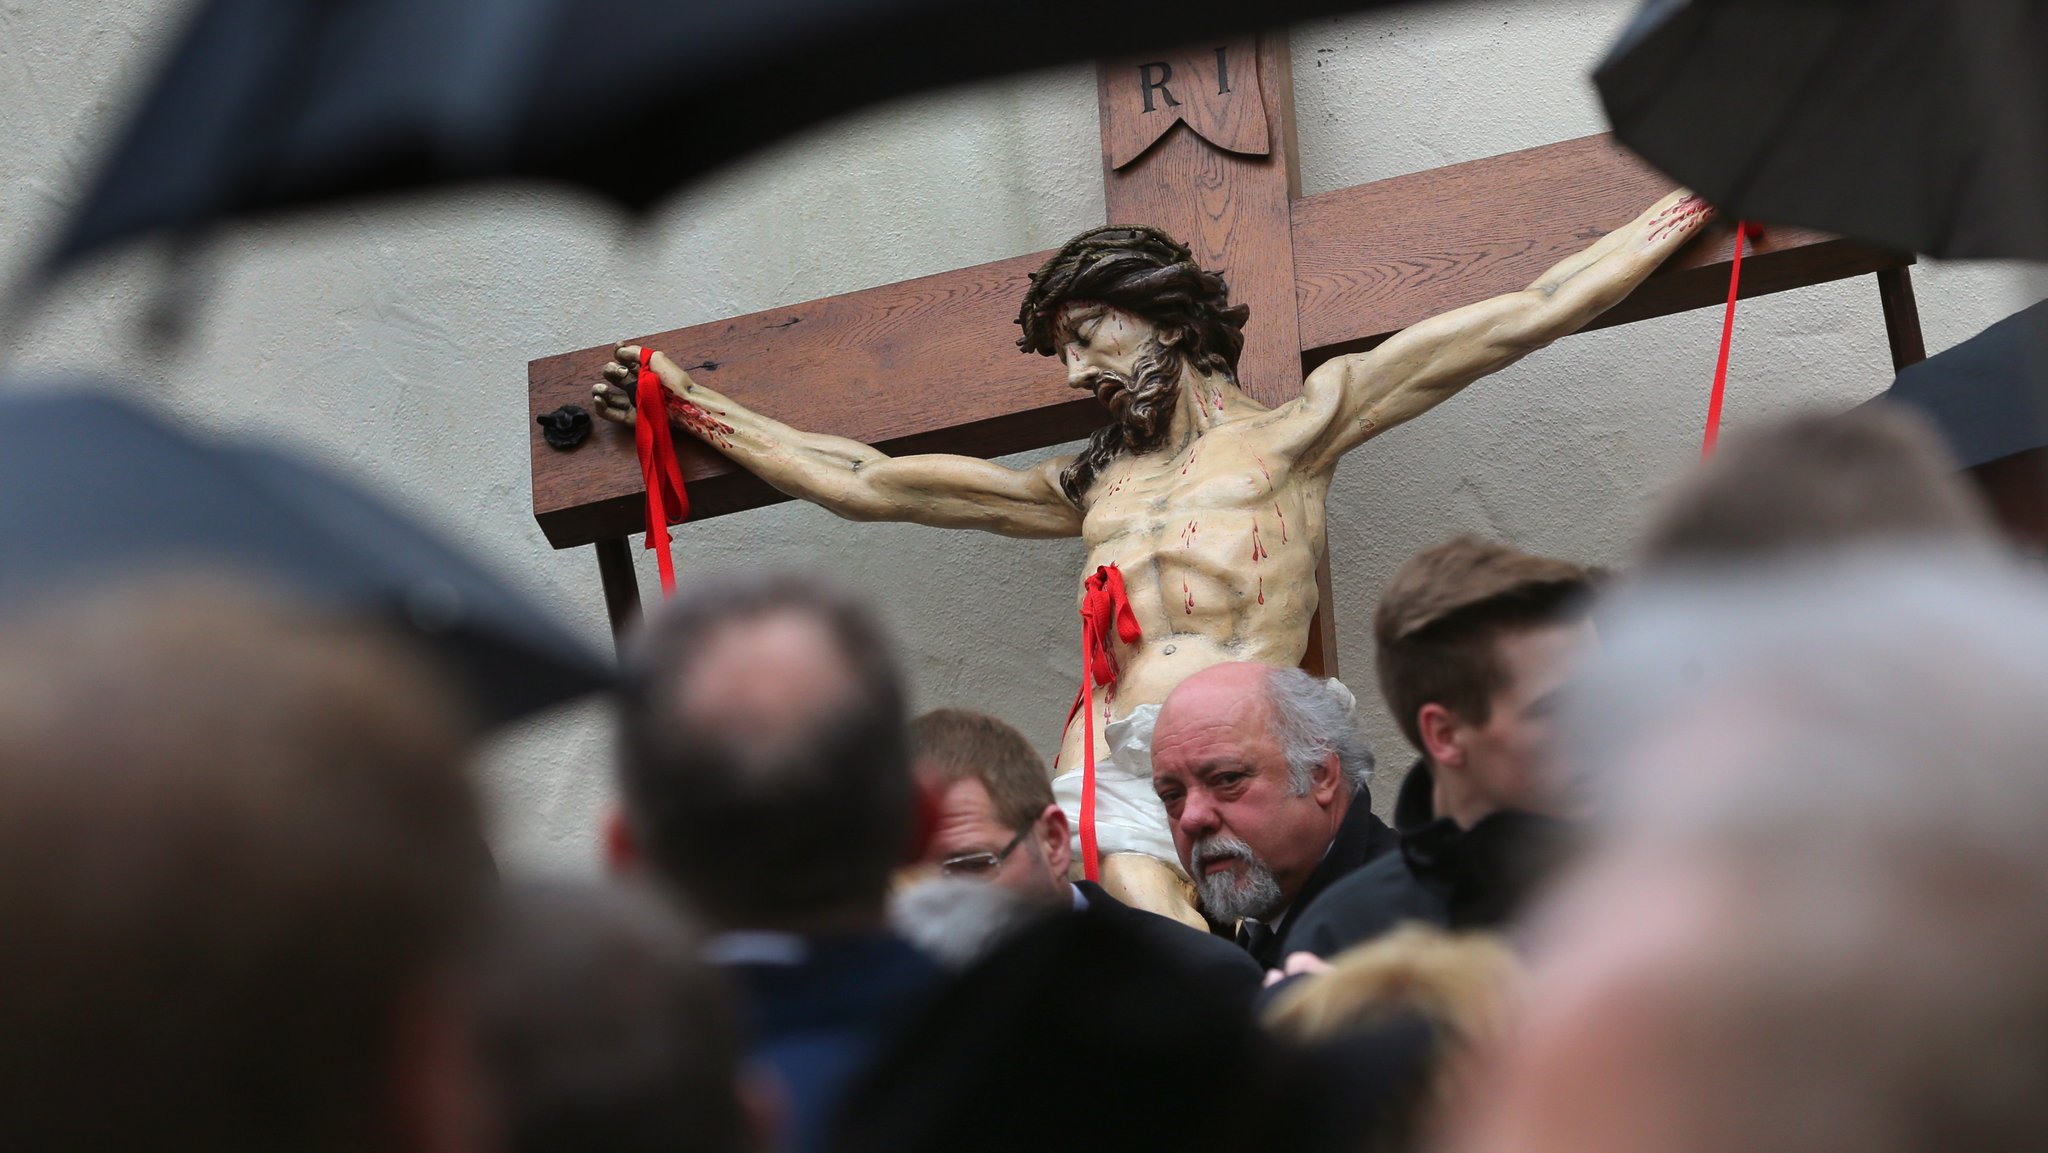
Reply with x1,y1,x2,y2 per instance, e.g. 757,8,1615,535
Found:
1015,225,1251,503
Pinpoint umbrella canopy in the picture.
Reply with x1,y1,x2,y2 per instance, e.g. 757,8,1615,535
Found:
0,386,613,725
1595,0,2048,260
1874,300,2048,548
50,0,1418,271
1879,299,2048,470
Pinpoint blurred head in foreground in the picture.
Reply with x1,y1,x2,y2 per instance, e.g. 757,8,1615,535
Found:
0,577,489,1153
1453,554,2048,1153
616,574,914,932
1637,405,1995,573
1266,925,1521,1047
1268,927,1523,1153
476,878,758,1153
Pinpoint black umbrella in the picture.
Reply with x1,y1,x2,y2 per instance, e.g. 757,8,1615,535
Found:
1873,300,2048,546
48,0,1421,272
0,386,612,724
1594,0,2048,260
1880,299,2048,470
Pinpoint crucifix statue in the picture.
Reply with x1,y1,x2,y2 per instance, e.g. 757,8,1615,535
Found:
589,190,1711,924
528,36,1923,929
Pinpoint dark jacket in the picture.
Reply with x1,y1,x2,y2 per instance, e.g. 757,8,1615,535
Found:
1287,759,1578,959
1232,785,1399,969
1074,880,1265,1007
717,930,943,1153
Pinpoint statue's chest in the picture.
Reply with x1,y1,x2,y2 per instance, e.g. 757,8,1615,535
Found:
1082,435,1286,545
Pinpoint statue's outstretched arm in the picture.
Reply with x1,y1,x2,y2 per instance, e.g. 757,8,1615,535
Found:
1288,190,1714,473
595,345,1083,540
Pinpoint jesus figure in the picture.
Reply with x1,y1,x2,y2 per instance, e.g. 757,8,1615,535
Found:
594,190,1713,927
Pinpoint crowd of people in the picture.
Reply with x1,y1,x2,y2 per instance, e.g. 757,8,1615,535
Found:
6,398,2047,1153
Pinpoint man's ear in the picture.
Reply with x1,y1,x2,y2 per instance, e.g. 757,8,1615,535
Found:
1417,703,1463,771
1310,752,1345,805
1037,803,1072,881
603,808,641,876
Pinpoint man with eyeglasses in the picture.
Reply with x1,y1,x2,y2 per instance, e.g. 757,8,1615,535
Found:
910,708,1262,1004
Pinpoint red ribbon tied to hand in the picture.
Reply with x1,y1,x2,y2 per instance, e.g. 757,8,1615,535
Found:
634,348,690,595
1702,222,1764,460
1062,564,1143,881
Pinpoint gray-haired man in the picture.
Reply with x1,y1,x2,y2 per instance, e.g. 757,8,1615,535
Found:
1149,661,1391,968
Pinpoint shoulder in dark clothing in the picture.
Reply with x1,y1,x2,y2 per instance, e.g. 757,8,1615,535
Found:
1261,785,1400,966
1286,758,1583,960
1075,880,1265,1008
719,932,944,1153
1286,851,1449,960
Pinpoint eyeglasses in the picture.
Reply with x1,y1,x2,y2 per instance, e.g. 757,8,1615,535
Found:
937,827,1031,878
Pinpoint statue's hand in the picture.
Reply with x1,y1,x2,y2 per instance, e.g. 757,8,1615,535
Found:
1646,189,1715,246
593,352,640,426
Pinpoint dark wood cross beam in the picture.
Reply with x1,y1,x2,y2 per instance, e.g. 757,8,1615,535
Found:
529,35,1926,660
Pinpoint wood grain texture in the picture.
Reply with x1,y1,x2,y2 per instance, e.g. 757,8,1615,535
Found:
1102,40,1270,169
531,131,1909,547
593,536,642,648
1876,267,1927,370
1291,134,1911,361
1099,35,1338,673
528,248,1099,547
1101,36,1304,408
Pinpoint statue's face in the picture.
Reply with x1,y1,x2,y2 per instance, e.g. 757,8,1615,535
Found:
1052,301,1169,420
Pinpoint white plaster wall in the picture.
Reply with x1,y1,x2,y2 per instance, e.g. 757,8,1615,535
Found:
4,0,2037,869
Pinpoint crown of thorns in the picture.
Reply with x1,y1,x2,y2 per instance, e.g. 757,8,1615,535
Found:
1015,225,1250,375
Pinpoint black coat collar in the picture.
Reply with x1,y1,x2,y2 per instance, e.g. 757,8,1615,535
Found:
1287,784,1398,926
1393,757,1578,928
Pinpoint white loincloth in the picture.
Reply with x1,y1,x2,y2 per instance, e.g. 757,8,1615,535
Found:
1052,703,1183,874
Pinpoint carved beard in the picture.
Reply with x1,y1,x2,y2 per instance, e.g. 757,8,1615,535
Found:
1059,343,1184,504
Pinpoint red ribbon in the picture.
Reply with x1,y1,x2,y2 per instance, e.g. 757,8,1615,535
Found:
634,348,690,595
1060,564,1142,881
1703,222,1762,459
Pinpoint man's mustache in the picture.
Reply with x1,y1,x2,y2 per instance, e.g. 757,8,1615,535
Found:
1191,833,1255,869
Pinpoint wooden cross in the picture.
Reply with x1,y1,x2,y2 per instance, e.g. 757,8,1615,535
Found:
528,35,1926,662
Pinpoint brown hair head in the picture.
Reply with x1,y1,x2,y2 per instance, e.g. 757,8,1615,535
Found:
1264,925,1523,1047
910,708,1053,832
0,574,486,1153
620,574,912,931
1639,405,1995,570
1374,536,1595,751
476,879,752,1153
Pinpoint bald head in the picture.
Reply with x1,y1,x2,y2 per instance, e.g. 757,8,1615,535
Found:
1160,662,1274,729
673,609,863,765
1153,662,1370,921
621,575,912,930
